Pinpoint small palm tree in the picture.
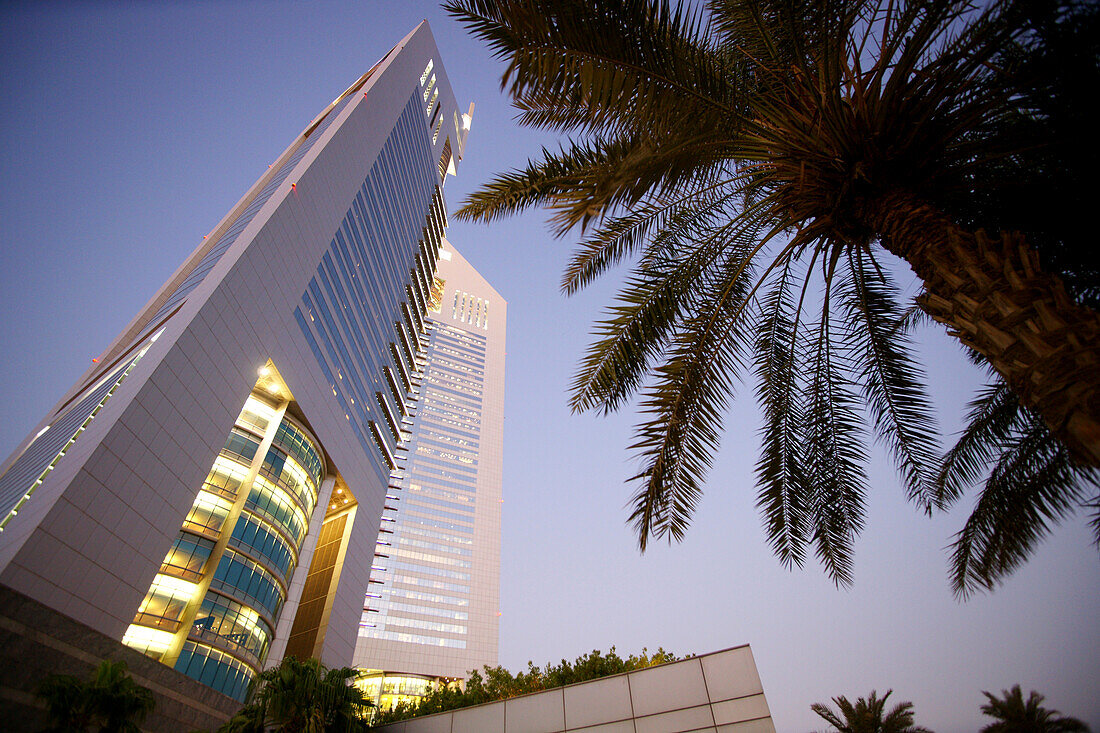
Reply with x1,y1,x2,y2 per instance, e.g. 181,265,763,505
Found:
37,658,155,733
219,656,371,733
980,685,1089,732
811,689,931,733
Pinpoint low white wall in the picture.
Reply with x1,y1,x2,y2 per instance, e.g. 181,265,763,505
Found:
374,644,775,733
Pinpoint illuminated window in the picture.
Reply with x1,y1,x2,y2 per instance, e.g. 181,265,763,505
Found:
183,491,234,537
122,626,175,660
132,573,200,629
174,641,255,701
432,114,444,145
237,396,278,436
425,82,438,115
162,534,216,581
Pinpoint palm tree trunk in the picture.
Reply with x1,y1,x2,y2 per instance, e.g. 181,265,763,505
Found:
870,192,1100,466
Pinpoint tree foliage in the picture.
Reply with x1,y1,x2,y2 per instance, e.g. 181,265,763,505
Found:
952,0,1100,308
811,689,931,733
927,0,1100,597
980,685,1090,733
371,647,680,724
218,656,372,733
37,658,155,733
935,365,1100,597
445,0,1100,591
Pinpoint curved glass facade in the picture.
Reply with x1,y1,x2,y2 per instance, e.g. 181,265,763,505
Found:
356,670,458,714
123,392,325,699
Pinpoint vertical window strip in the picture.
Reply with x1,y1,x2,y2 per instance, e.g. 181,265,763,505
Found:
0,332,160,532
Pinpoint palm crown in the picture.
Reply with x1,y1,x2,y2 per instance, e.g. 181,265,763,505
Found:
219,656,371,732
980,685,1090,733
446,0,1100,590
811,689,931,733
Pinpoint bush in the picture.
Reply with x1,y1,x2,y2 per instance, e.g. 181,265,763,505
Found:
371,647,680,725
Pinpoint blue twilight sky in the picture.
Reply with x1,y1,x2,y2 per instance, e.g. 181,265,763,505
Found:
0,2,1096,731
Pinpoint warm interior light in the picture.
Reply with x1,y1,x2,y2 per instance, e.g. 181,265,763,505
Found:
150,573,200,599
122,625,175,652
258,367,270,377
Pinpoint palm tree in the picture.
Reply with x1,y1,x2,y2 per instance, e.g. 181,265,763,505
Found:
929,0,1100,597
811,689,930,733
219,656,371,733
444,0,1100,588
37,658,155,733
980,685,1090,732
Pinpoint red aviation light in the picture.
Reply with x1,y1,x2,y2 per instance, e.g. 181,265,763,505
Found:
291,183,297,192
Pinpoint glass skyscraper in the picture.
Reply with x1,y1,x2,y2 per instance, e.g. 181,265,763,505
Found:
355,241,505,711
0,22,500,703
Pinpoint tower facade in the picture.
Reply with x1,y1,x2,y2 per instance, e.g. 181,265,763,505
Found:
354,240,504,709
0,23,479,701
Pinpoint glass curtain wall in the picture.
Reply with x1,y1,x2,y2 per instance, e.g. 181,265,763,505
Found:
123,388,325,700
361,320,487,656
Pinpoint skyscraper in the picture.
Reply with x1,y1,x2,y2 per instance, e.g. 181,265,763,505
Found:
354,240,504,710
0,22,491,702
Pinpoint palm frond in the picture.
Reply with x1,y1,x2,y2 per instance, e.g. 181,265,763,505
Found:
804,262,868,587
562,180,742,295
626,232,756,549
445,0,742,138
810,699,849,732
949,416,1097,598
457,130,736,235
754,259,811,570
453,137,643,231
841,247,939,511
935,381,1024,507
711,0,863,71
979,684,1090,732
449,0,1099,588
569,198,759,414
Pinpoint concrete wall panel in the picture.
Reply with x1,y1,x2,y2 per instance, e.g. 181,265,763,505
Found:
629,658,709,718
711,695,770,726
564,673,633,729
700,646,763,702
506,687,566,733
378,646,773,733
451,699,504,733
634,705,714,733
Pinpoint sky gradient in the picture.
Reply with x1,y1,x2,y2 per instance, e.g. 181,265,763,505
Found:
0,2,1096,730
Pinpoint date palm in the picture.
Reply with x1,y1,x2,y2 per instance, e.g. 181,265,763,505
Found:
932,0,1100,597
445,0,1100,587
37,659,155,733
811,689,931,733
219,656,371,733
980,685,1089,733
